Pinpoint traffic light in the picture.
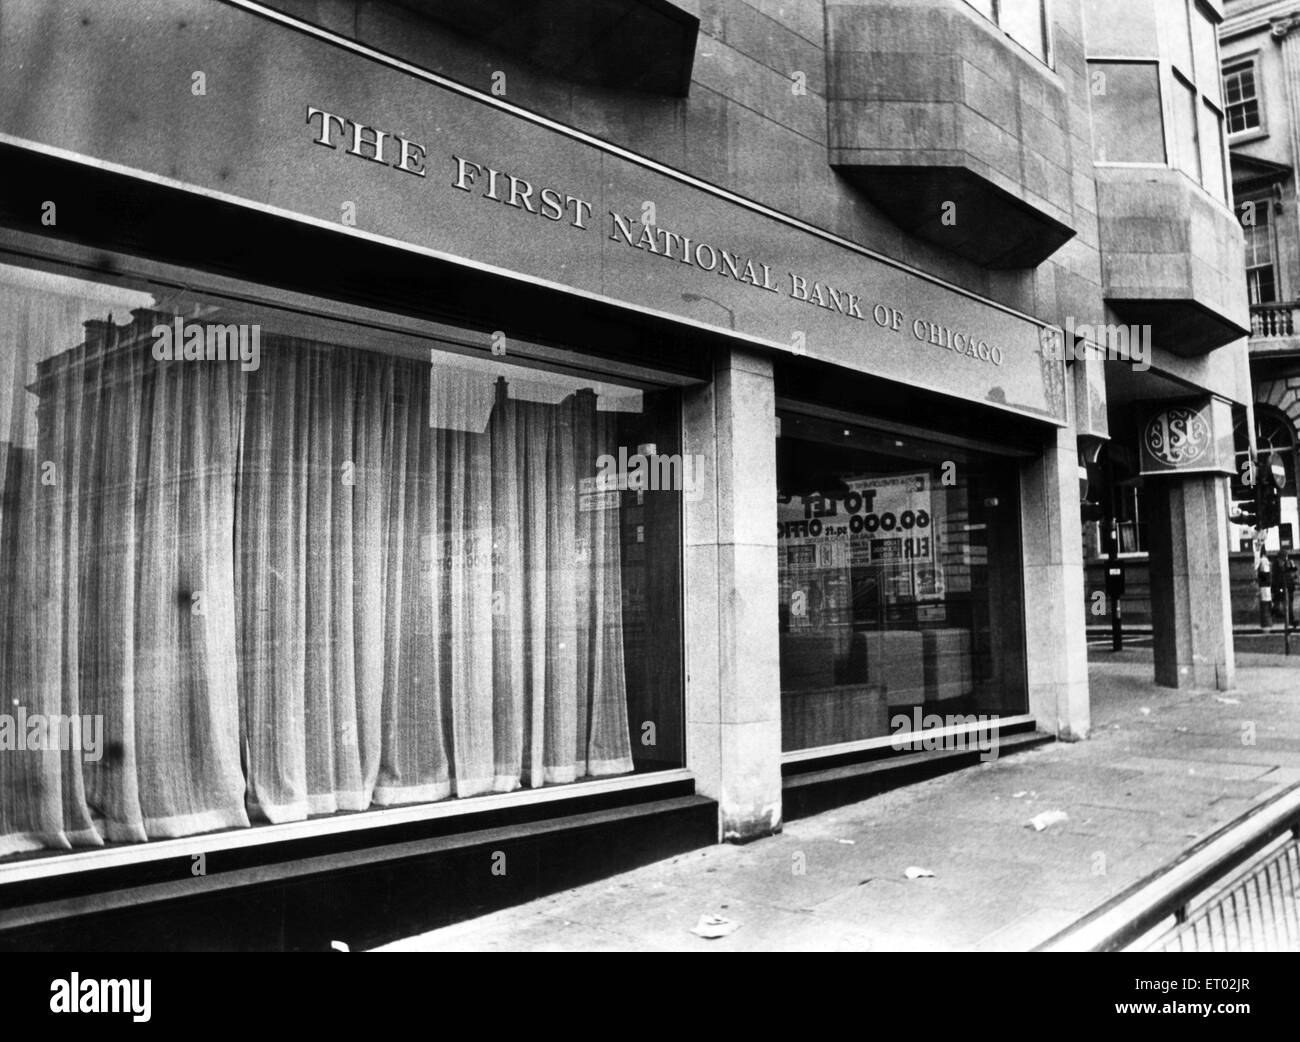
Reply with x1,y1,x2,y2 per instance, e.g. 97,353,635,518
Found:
1261,471,1283,529
1233,454,1286,530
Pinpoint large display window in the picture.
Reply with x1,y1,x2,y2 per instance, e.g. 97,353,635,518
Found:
777,411,1028,752
0,255,684,863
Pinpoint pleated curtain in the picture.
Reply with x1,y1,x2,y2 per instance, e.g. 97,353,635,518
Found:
0,287,634,860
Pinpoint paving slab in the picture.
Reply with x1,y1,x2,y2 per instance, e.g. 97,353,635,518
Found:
374,653,1300,952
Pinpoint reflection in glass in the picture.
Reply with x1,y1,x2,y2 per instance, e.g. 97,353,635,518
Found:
1088,62,1166,164
776,414,1027,751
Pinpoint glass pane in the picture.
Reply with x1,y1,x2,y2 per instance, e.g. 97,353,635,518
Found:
1159,0,1195,75
961,0,995,18
1248,266,1277,305
1001,0,1047,61
1089,62,1166,163
0,256,686,864
776,414,1026,752
1222,62,1252,106
1191,3,1222,105
1223,62,1260,134
1173,74,1201,180
1227,99,1260,135
1200,100,1226,200
1244,202,1273,267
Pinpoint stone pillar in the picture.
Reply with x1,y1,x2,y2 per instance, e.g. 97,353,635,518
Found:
1147,475,1236,691
682,347,782,843
1021,426,1090,740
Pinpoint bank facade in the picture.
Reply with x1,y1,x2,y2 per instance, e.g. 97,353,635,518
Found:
0,0,1249,949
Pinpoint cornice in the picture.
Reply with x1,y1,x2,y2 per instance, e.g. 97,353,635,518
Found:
1272,11,1300,37
1222,0,1300,41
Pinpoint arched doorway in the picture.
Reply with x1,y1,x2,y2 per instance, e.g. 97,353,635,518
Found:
1231,406,1299,552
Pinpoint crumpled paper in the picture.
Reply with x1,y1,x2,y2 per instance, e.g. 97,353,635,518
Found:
690,914,740,940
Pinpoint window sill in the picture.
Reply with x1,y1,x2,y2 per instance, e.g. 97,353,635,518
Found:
0,780,713,948
1229,128,1269,146
0,767,694,888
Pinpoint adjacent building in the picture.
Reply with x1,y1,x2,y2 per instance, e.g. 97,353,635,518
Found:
1221,0,1300,620
0,0,1251,949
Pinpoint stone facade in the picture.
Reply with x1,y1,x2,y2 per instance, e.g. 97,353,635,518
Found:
0,0,1254,844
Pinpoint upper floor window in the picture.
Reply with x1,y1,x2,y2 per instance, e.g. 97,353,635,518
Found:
1088,60,1166,163
1223,58,1262,135
1241,195,1278,304
1085,0,1228,203
1178,1,1228,200
961,0,1049,64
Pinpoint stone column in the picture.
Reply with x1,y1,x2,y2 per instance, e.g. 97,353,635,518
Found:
1273,6,1300,273
682,347,782,843
1021,425,1090,740
1272,14,1300,207
1147,474,1236,690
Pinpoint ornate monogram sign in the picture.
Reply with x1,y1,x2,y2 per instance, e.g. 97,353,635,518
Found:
1145,406,1212,467
1138,400,1234,477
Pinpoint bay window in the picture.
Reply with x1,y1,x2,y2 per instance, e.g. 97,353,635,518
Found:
1199,99,1226,202
1086,0,1229,203
961,0,1050,64
1088,61,1166,164
1172,72,1201,180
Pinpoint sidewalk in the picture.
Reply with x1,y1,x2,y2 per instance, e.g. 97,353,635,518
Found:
376,652,1300,952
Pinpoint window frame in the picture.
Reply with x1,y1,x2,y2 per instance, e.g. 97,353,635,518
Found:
1086,1,1231,205
1088,57,1168,167
773,396,1035,764
1170,65,1202,182
1222,53,1265,139
1177,0,1229,202
1239,190,1281,305
960,0,1054,68
1200,96,1228,202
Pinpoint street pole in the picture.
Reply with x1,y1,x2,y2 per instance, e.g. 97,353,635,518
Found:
1285,553,1295,656
1259,549,1273,632
1106,548,1123,653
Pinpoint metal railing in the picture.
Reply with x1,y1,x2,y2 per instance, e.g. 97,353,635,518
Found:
1035,780,1300,952
1143,837,1300,952
1251,301,1299,338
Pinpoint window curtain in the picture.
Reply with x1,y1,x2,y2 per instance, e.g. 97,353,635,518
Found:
0,295,633,860
0,295,248,855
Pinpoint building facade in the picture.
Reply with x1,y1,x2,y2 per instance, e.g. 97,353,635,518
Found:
1221,0,1300,621
0,0,1250,949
